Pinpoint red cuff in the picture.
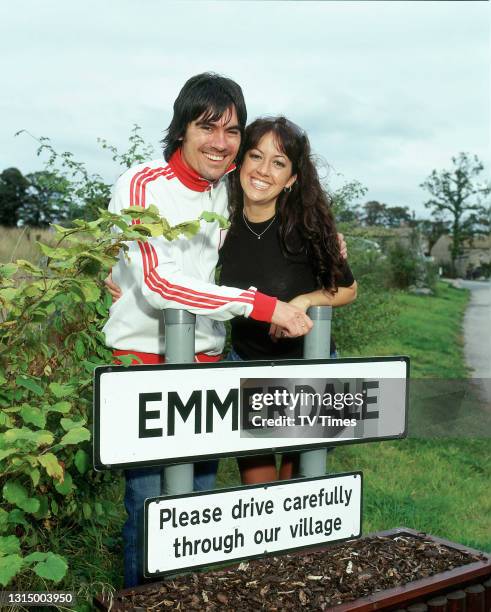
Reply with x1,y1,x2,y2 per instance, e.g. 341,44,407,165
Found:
249,291,277,322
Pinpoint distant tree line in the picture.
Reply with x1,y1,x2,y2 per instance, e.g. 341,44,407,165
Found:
333,152,490,273
0,125,155,228
0,168,77,227
1,131,489,274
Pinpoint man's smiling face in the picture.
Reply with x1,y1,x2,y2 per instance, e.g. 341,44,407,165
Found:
180,105,241,182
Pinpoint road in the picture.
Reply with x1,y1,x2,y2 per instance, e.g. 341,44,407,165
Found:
461,280,491,406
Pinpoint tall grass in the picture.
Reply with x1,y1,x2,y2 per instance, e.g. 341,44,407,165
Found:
0,226,54,264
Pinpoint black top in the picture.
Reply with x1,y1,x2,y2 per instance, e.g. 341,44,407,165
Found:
219,214,355,360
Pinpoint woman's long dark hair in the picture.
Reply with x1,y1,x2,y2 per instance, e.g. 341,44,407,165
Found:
228,116,344,290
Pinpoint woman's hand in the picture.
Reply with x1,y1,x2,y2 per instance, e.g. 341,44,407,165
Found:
104,273,123,302
288,294,312,312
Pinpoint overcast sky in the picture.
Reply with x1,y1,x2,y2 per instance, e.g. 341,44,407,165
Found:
1,1,489,217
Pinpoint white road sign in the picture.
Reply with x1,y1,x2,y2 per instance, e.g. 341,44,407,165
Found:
145,472,362,576
94,357,408,469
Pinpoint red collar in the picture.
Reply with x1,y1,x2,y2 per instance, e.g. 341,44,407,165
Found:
168,148,236,192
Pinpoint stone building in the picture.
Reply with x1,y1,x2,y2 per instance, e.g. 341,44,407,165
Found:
431,234,491,277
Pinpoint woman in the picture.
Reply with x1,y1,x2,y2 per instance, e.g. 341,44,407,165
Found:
219,116,357,484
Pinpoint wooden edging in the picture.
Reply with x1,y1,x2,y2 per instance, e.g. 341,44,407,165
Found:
331,527,491,611
94,527,491,611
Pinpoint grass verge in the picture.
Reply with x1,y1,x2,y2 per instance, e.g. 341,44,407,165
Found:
217,282,490,553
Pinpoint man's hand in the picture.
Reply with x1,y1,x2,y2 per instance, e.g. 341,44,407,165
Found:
270,300,313,338
105,273,123,302
270,294,315,339
337,232,348,259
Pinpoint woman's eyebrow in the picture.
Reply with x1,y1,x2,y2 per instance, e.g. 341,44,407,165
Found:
250,146,285,158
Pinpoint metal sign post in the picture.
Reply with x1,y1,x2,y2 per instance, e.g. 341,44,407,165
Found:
300,306,333,478
162,309,195,495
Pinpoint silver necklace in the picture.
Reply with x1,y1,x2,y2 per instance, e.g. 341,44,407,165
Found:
242,209,276,240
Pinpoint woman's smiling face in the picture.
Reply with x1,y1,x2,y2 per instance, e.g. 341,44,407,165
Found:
240,131,296,208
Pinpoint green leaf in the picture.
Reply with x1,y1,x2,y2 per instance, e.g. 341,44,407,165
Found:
60,427,90,446
60,417,86,432
19,497,39,513
0,554,23,586
2,481,40,514
0,263,18,278
20,405,46,429
32,552,68,583
47,401,71,414
173,219,201,239
7,509,29,528
38,243,70,260
3,481,27,506
26,467,40,487
16,377,44,397
15,259,42,274
199,210,230,228
74,449,89,475
51,499,58,516
4,428,54,448
23,284,43,298
0,287,18,302
74,338,85,359
38,454,64,481
79,282,101,302
0,535,20,556
33,496,49,519
0,510,7,533
0,412,13,427
49,383,75,399
54,472,73,496
24,551,48,564
82,502,92,519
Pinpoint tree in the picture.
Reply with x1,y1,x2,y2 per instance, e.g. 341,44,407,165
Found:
0,167,30,227
363,200,387,226
330,179,367,225
420,153,491,272
17,125,154,223
20,171,73,227
417,217,450,253
385,205,412,228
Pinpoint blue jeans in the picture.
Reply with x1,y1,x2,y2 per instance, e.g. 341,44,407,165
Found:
123,460,218,587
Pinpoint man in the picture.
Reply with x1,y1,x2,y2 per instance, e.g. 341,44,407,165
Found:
105,73,318,587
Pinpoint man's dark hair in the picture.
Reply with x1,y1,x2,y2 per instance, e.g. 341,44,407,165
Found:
162,72,247,161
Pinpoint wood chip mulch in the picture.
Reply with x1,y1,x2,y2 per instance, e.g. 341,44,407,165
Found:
115,534,484,611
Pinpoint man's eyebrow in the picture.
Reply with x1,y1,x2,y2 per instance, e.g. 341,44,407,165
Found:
195,119,241,131
195,119,213,127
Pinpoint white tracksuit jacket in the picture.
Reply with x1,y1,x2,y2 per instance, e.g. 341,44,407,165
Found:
103,149,277,356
